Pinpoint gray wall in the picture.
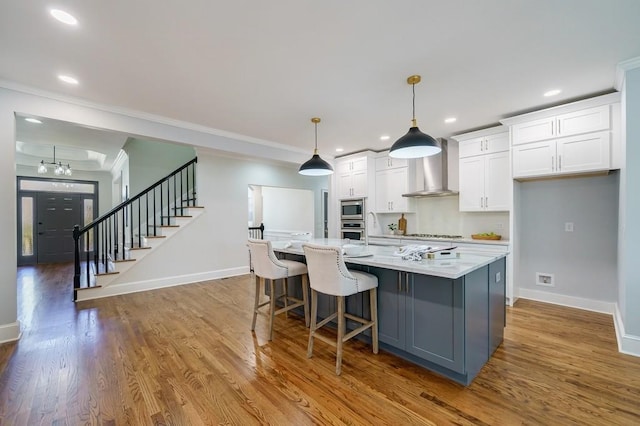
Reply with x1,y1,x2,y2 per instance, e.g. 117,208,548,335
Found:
123,138,196,196
518,173,619,302
620,66,640,337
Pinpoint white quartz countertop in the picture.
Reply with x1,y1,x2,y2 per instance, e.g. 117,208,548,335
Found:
272,238,507,280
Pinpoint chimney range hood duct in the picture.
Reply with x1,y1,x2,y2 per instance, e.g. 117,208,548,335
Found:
402,138,459,198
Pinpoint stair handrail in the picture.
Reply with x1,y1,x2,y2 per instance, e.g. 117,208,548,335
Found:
73,157,198,299
76,157,198,234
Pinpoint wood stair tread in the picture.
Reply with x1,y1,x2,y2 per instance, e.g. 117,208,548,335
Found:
76,285,103,290
114,258,136,263
95,271,119,277
126,246,152,251
144,235,166,239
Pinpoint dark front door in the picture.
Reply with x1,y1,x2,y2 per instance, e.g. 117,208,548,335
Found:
36,192,83,263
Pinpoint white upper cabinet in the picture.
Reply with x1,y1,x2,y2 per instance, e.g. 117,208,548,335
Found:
375,167,410,212
459,151,510,211
375,156,408,171
513,131,611,179
503,94,620,180
374,151,412,212
512,105,610,145
459,132,509,158
454,127,511,212
336,155,368,199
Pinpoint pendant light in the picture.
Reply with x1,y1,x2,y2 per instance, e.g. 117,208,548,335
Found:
298,117,334,176
389,75,441,158
37,146,72,176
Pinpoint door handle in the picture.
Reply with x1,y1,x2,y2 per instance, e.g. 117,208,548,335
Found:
38,232,44,235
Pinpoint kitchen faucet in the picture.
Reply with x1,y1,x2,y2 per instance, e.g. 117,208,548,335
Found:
366,211,378,246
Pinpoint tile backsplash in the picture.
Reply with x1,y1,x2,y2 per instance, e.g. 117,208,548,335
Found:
371,195,510,239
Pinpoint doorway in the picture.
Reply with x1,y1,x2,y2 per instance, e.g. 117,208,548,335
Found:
17,177,97,265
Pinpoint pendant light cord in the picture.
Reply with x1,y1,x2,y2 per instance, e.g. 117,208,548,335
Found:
412,82,416,122
314,121,318,151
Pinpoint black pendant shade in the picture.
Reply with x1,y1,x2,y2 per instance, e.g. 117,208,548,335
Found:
389,75,442,159
389,126,441,159
299,117,333,176
298,150,334,176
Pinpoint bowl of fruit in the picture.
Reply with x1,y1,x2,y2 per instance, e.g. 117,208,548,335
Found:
471,232,502,240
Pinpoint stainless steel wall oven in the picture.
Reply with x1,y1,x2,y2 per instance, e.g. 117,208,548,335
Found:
340,198,366,240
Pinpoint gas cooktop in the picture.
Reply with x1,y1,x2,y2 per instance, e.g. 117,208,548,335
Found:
405,233,464,239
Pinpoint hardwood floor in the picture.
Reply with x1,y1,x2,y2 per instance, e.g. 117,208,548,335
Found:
1,264,640,425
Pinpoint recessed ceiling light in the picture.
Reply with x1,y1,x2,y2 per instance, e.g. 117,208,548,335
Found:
58,75,79,85
50,9,78,26
25,118,42,124
544,89,562,97
380,135,390,141
444,117,457,124
335,148,344,153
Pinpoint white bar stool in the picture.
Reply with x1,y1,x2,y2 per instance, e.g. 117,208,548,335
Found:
247,239,310,341
302,243,379,375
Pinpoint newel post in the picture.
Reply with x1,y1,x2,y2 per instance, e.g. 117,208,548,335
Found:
73,224,80,301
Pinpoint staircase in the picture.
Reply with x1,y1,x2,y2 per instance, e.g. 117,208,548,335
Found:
73,158,200,301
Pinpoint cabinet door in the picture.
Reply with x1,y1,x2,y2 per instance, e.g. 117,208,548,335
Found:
376,155,407,171
557,105,610,137
373,268,406,348
388,167,409,212
458,137,485,158
511,116,555,145
337,173,353,199
488,258,506,355
484,152,511,211
351,169,368,198
375,169,391,212
459,156,485,211
512,140,556,179
376,168,409,212
406,274,465,374
351,156,368,172
556,131,610,175
484,132,509,154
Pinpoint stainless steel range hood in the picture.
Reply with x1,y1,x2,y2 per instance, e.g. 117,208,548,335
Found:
402,138,459,198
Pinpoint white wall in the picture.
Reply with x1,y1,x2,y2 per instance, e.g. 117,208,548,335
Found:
619,64,640,351
261,186,314,234
517,173,619,305
0,85,322,342
123,138,196,196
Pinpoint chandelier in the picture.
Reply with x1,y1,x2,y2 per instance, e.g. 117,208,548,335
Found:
37,146,72,176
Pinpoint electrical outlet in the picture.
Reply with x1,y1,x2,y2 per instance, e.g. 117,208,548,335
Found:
496,223,504,230
536,272,555,287
565,222,574,232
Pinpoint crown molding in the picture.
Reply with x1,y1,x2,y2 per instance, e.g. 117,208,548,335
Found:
615,56,640,91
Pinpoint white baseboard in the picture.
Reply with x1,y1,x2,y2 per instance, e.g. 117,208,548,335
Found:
76,267,249,301
518,288,616,314
613,306,640,357
0,321,21,344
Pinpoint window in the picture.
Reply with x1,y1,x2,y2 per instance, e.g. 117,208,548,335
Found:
21,197,34,256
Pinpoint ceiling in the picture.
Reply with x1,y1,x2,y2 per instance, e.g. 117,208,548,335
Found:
2,1,640,171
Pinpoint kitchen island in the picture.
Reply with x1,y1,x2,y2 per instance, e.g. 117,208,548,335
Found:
272,239,507,386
